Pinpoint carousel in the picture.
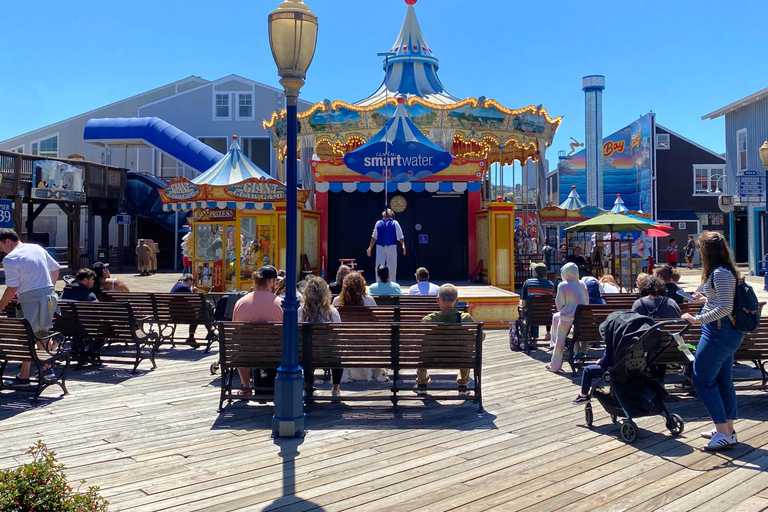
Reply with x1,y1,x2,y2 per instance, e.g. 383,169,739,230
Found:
158,137,316,292
263,0,562,294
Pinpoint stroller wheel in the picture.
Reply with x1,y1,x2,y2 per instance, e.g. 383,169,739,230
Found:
666,413,685,436
611,414,618,424
620,420,638,443
585,404,593,428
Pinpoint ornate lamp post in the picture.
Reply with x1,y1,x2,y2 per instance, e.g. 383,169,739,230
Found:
759,140,768,290
268,0,318,438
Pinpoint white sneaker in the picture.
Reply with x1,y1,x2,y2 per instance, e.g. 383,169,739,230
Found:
331,389,341,403
701,428,737,441
704,432,738,451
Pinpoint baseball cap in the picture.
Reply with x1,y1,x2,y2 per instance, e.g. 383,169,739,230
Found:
256,265,278,280
530,262,547,277
91,261,109,277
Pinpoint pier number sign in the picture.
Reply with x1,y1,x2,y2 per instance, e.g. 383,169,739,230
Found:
0,199,13,228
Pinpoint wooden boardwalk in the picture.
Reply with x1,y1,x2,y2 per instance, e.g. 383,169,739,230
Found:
2,326,768,511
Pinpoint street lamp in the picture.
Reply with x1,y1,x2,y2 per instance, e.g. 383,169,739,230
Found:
268,0,318,438
711,173,726,194
760,140,768,289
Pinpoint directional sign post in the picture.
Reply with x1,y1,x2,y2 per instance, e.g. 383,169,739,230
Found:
737,173,766,203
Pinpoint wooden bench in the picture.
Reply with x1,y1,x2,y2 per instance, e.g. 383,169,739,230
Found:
336,305,468,324
372,295,441,307
519,294,556,353
217,322,285,411
153,293,217,352
216,321,484,413
565,305,618,374
71,302,160,373
0,317,69,400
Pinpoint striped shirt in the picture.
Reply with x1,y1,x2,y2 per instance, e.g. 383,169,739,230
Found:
699,266,736,324
521,277,554,301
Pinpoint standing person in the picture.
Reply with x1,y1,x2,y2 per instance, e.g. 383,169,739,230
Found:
60,268,98,302
0,229,60,383
666,239,678,268
520,262,554,341
368,265,403,296
136,239,151,276
546,263,589,373
170,273,201,349
681,231,746,451
332,272,377,307
415,283,484,396
298,276,343,400
408,267,440,296
590,242,603,277
328,264,351,295
684,234,696,269
366,208,406,283
232,265,284,396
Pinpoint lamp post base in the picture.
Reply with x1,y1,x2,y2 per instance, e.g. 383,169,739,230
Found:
272,366,306,438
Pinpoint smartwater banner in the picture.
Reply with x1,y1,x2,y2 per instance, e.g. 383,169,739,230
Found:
343,140,452,182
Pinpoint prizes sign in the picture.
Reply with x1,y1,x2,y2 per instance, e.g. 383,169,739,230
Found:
0,199,13,228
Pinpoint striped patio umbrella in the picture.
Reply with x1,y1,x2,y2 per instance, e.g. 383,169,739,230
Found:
559,186,586,210
610,194,628,213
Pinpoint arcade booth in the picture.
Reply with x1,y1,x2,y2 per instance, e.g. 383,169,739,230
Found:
263,0,562,308
158,137,317,292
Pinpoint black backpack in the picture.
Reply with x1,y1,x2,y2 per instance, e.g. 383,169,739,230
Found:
710,269,760,333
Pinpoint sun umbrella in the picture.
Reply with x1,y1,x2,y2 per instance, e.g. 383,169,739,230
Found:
610,194,628,213
645,228,670,237
559,186,586,211
565,212,657,233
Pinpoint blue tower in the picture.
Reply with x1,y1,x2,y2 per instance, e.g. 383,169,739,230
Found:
582,75,605,208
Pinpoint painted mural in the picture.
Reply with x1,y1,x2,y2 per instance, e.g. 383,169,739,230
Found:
558,114,653,212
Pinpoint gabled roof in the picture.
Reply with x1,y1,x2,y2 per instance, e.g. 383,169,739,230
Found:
656,123,725,161
701,86,768,120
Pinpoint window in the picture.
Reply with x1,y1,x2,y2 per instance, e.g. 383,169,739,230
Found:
737,128,747,171
30,135,58,157
693,165,726,195
656,133,670,150
237,93,253,119
215,93,230,119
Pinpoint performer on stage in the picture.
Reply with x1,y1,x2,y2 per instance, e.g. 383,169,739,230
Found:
366,208,406,282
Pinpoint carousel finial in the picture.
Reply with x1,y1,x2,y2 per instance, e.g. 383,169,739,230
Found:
405,0,417,4
232,135,238,141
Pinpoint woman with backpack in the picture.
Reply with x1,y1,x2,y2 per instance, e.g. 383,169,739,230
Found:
681,231,745,451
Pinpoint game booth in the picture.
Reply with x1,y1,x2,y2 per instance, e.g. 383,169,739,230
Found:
262,1,562,325
158,137,318,292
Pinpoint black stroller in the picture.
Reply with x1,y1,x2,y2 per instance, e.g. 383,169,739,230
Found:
583,312,689,443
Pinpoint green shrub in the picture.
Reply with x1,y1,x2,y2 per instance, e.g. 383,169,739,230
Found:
0,440,109,512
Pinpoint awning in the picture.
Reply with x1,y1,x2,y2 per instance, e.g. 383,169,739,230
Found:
315,181,481,193
657,209,700,222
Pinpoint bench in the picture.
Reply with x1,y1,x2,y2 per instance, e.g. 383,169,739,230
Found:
336,305,468,324
372,295,442,307
519,294,556,353
216,321,484,413
153,293,217,352
71,302,160,373
0,317,69,400
565,305,618,374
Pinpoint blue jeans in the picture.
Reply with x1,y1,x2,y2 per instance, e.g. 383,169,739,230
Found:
692,318,745,424
581,364,603,395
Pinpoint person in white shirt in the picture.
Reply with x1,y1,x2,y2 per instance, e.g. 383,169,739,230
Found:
366,209,406,282
408,267,440,296
332,272,377,307
0,229,60,383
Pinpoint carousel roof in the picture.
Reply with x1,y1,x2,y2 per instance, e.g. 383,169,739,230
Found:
610,194,629,213
355,1,459,106
356,99,447,152
559,186,586,211
192,137,271,186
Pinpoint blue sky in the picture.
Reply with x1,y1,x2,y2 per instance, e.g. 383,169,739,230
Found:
2,0,767,181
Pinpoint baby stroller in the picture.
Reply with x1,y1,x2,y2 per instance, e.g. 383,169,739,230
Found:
583,312,689,443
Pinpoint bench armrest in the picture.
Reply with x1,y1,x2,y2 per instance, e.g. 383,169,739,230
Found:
137,314,156,335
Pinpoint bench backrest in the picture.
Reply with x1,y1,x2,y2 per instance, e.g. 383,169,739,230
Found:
306,322,394,369
398,323,482,369
153,293,210,325
336,305,467,323
104,292,156,320
525,294,557,326
0,318,36,362
218,322,285,367
54,301,80,339
572,305,617,342
72,302,141,341
372,295,441,307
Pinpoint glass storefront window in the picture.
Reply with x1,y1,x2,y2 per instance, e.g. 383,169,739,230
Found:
241,216,275,281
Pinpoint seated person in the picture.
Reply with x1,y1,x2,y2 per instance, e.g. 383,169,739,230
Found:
368,265,403,296
520,262,554,340
91,262,130,301
581,276,606,305
170,273,201,348
408,267,440,296
60,268,98,302
332,272,377,307
415,283,484,396
566,246,590,278
599,274,620,294
632,275,682,318
655,265,684,305
328,265,351,296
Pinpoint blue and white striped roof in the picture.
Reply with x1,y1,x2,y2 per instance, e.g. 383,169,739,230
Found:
610,194,629,213
559,186,586,210
367,100,446,150
192,137,271,186
355,2,459,106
